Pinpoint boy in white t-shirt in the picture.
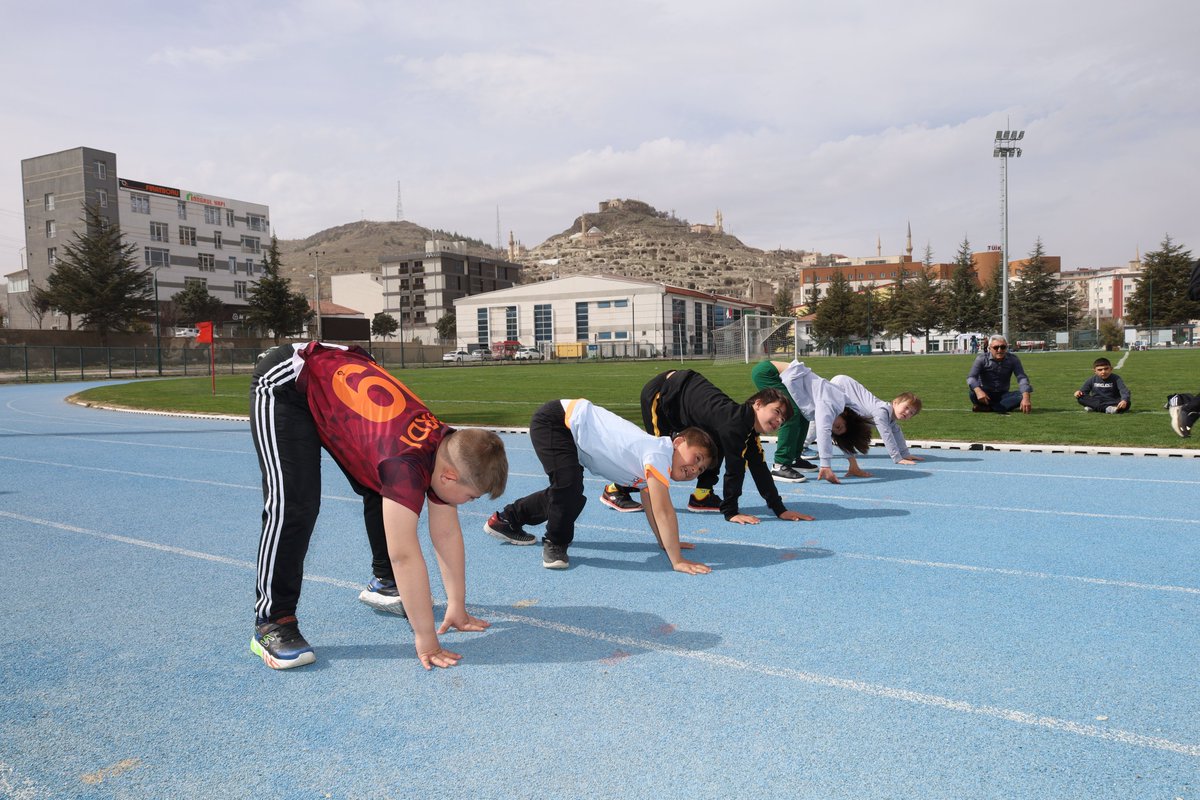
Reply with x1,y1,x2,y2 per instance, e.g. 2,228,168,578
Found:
485,399,717,572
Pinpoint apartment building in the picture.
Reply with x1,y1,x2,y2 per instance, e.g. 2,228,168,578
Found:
12,147,270,330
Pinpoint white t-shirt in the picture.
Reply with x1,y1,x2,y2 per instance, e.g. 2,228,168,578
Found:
778,361,848,469
830,374,912,462
562,399,673,489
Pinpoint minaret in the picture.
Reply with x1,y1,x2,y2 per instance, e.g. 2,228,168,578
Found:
508,230,516,261
877,236,882,257
715,209,724,234
906,221,913,261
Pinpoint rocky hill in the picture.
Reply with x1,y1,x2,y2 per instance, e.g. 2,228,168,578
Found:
275,199,807,305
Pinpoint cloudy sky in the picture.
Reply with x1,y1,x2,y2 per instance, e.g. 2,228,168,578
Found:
2,0,1197,273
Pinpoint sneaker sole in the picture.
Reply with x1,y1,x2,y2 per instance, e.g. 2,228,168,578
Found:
687,505,722,513
600,496,644,513
771,474,808,483
357,589,409,617
483,522,537,545
250,636,316,670
542,559,569,569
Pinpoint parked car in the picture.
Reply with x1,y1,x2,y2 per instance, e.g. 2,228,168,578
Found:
442,349,477,363
513,347,544,361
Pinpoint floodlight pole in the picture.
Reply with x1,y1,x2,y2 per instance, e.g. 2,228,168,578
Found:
153,267,163,376
993,128,1025,340
309,250,324,341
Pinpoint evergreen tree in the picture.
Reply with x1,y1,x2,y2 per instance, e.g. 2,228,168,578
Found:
881,262,914,352
245,236,313,343
1125,235,1198,332
942,237,987,335
372,312,399,339
174,280,225,325
45,205,154,343
905,263,943,352
772,286,794,318
1009,238,1077,336
812,272,857,354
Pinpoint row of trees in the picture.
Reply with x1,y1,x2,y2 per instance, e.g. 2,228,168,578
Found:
803,235,1197,352
21,206,313,343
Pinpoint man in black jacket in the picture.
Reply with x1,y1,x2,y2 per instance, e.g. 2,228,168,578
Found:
601,370,813,524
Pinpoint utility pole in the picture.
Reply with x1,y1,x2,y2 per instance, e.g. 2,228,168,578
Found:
993,127,1025,340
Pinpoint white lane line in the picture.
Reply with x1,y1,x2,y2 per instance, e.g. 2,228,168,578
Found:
923,467,1198,485
3,509,1197,759
0,426,251,455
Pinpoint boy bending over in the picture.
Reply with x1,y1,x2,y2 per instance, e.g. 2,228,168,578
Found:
485,399,716,573
250,342,507,670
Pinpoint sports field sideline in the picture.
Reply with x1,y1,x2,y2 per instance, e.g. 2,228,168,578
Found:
0,379,1197,799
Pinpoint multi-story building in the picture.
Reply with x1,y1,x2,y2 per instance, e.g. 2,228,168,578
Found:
377,240,522,344
11,146,270,331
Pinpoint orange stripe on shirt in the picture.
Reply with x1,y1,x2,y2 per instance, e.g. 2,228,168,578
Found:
645,464,669,487
562,399,581,428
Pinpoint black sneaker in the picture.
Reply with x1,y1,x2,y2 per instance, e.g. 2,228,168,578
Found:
770,464,807,483
484,512,536,545
790,457,819,472
600,485,643,513
687,492,722,513
542,539,569,570
251,616,316,670
358,576,407,617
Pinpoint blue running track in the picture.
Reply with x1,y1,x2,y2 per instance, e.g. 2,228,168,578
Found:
0,381,1197,799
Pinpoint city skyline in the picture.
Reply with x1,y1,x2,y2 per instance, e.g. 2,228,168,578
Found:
2,0,1198,278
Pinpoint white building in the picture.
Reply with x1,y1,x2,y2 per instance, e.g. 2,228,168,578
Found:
13,146,270,331
452,274,766,357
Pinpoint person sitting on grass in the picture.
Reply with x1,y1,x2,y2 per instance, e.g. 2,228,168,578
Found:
249,342,508,671
1075,357,1131,414
829,375,924,465
768,360,873,485
484,398,716,573
967,334,1033,414
599,370,813,524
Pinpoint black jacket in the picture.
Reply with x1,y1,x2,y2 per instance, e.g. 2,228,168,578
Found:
642,370,787,520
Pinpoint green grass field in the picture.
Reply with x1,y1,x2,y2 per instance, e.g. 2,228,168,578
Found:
72,349,1200,449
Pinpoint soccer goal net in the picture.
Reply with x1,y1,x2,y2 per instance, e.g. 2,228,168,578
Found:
712,315,799,363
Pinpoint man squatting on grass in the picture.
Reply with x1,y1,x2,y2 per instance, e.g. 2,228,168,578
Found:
769,360,873,485
828,375,924,465
249,342,508,670
598,370,813,524
967,335,1033,414
485,398,717,573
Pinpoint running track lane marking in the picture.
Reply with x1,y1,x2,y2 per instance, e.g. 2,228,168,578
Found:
3,509,1198,760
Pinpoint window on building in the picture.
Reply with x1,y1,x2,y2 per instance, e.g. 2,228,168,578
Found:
150,222,169,242
213,230,222,249
95,160,107,179
506,306,517,340
198,253,215,272
47,247,57,266
226,209,235,227
144,247,170,268
615,331,628,339
228,257,237,273
177,201,187,220
477,307,490,345
204,206,221,225
597,300,610,309
44,193,54,211
97,189,108,208
45,220,55,238
185,277,207,290
614,299,628,308
131,194,151,214
179,226,196,247
244,258,254,274
240,236,260,253
246,214,266,232
234,280,247,299
575,301,588,341
598,331,612,340
534,304,552,343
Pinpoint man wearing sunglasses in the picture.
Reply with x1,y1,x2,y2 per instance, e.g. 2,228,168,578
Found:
967,335,1033,414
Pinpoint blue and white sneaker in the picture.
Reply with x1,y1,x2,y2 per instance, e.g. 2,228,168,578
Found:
358,577,408,616
251,616,316,670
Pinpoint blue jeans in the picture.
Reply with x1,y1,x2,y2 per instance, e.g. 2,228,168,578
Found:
969,388,1023,413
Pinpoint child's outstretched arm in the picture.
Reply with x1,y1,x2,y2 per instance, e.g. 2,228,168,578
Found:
641,480,711,575
427,502,490,637
382,498,462,669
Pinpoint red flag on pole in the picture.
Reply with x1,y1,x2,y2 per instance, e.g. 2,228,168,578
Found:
196,321,214,343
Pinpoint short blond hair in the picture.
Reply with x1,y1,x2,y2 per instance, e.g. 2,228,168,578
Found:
444,428,508,498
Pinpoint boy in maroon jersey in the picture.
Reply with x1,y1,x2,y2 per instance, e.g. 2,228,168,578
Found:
249,342,508,670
